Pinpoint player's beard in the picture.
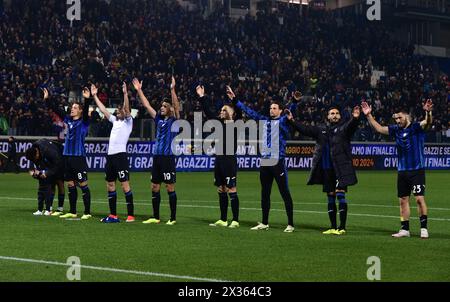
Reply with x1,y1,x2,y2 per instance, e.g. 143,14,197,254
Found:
330,118,340,125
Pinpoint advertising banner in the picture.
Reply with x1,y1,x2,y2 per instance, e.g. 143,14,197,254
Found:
1,139,449,172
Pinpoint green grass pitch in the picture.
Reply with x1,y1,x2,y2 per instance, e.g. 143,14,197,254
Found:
0,171,449,282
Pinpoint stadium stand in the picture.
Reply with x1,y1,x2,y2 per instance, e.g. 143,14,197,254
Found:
0,0,448,141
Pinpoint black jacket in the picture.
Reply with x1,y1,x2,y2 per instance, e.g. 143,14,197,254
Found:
199,96,218,120
199,96,242,157
290,117,360,187
31,139,64,178
7,141,16,158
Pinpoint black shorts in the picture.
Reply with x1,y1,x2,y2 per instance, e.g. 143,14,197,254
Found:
64,156,88,182
397,169,426,197
322,169,347,193
151,155,176,184
105,153,130,182
214,156,237,188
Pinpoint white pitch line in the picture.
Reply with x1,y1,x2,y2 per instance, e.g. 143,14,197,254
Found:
1,196,450,222
2,195,450,211
178,204,450,222
0,255,231,282
183,200,450,211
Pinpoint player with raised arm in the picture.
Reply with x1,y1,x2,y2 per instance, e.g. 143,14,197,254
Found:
134,76,180,225
91,83,135,223
44,87,93,220
361,99,433,239
286,105,361,235
196,85,241,228
227,86,295,233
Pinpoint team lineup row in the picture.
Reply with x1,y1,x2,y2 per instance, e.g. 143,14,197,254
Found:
25,77,434,238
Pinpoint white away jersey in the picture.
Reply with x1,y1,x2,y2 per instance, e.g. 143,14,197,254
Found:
108,115,133,155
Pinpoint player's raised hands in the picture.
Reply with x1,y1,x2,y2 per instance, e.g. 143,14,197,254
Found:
352,105,361,118
284,109,293,120
41,88,49,100
122,82,128,95
82,87,91,99
196,85,205,98
171,76,176,90
226,85,235,100
423,99,433,112
420,98,433,130
90,84,98,97
132,78,143,91
293,90,302,101
361,101,372,116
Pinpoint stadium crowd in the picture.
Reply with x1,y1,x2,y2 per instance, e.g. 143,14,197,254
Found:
0,0,448,141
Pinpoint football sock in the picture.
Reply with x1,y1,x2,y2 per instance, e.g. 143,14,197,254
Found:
152,191,161,219
80,185,91,215
219,192,228,221
337,192,347,230
168,191,177,221
327,194,337,229
108,191,117,216
125,190,134,217
401,220,410,231
420,215,428,229
229,192,239,222
68,186,77,214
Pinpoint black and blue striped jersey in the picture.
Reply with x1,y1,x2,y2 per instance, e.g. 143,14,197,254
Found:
153,114,177,156
236,101,290,159
389,122,425,171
